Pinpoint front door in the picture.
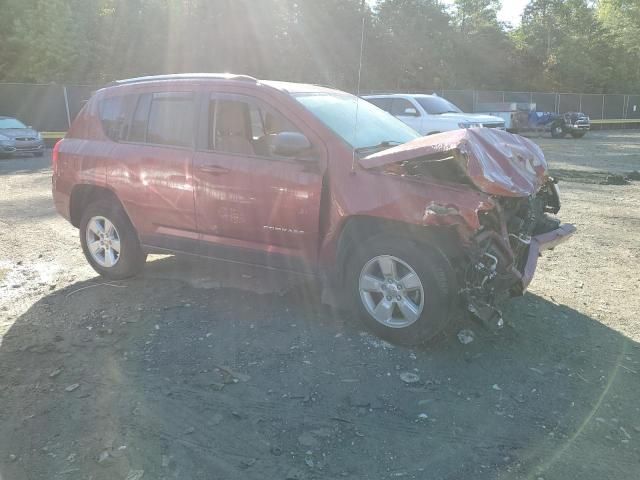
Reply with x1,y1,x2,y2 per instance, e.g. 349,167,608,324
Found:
192,92,325,271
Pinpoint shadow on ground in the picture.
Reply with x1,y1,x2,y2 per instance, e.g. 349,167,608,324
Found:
1,257,639,480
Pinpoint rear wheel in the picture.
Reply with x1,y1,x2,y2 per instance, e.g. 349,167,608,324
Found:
79,201,146,279
346,235,455,345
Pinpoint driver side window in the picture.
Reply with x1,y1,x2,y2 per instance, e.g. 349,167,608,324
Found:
209,96,307,159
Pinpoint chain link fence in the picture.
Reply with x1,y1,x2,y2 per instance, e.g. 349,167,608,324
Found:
1,83,639,134
0,83,97,133
367,89,640,121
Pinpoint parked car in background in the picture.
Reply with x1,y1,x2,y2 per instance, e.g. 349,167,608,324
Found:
52,74,574,344
0,116,45,157
476,103,591,138
516,111,591,138
362,94,505,135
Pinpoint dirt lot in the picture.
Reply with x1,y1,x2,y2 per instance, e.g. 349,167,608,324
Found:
1,131,640,480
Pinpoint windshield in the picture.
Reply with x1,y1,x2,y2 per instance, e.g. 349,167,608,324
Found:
294,92,419,150
417,97,462,115
0,118,27,129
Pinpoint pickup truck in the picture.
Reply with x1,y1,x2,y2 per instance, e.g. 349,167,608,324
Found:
363,93,505,135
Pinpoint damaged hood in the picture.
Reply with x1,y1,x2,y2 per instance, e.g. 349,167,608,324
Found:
360,128,549,197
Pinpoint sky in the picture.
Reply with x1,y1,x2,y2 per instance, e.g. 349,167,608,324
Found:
489,0,529,26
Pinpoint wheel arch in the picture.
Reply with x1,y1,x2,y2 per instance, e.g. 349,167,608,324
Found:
69,184,124,228
334,215,461,286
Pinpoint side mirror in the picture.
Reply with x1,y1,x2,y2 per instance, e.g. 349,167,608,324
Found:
403,107,419,117
271,132,313,158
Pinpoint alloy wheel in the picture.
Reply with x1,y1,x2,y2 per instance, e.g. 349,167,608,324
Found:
86,216,121,268
358,255,425,329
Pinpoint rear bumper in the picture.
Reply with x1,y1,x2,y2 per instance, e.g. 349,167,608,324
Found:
52,176,72,222
521,223,577,289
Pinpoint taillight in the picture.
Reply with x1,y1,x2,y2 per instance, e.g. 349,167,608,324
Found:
52,139,63,175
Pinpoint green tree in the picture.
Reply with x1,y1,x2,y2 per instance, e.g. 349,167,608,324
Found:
450,0,517,89
367,0,456,90
597,0,640,91
0,0,93,82
1,0,639,95
513,0,623,92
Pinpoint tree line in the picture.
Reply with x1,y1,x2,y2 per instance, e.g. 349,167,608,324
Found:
0,0,638,94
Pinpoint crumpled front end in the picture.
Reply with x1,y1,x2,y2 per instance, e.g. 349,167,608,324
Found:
461,179,575,327
359,128,576,328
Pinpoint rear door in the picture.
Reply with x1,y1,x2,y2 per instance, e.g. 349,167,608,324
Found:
192,91,325,271
105,90,198,246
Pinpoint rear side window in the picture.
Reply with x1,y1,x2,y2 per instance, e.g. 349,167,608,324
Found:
367,97,392,113
146,92,194,147
99,95,136,141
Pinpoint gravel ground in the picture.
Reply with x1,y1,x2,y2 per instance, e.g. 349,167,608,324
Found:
1,131,640,480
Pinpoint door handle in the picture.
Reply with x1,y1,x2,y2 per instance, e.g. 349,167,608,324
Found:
200,165,230,175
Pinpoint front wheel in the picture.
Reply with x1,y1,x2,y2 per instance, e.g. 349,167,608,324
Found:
79,201,146,279
570,131,586,139
346,235,455,345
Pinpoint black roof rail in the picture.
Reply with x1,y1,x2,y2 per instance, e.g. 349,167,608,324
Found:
106,73,258,88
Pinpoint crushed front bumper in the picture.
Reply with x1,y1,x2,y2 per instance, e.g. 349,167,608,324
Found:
521,223,576,289
462,222,576,328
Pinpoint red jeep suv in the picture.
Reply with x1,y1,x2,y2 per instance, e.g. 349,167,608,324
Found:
52,73,575,344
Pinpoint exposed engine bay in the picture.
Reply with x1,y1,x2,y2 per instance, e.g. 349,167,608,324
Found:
461,179,562,328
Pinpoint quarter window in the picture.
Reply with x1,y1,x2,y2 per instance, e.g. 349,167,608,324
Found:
99,95,136,142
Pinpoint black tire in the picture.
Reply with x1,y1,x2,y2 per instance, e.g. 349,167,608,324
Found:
551,124,566,139
570,131,586,139
345,235,455,345
79,200,146,279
